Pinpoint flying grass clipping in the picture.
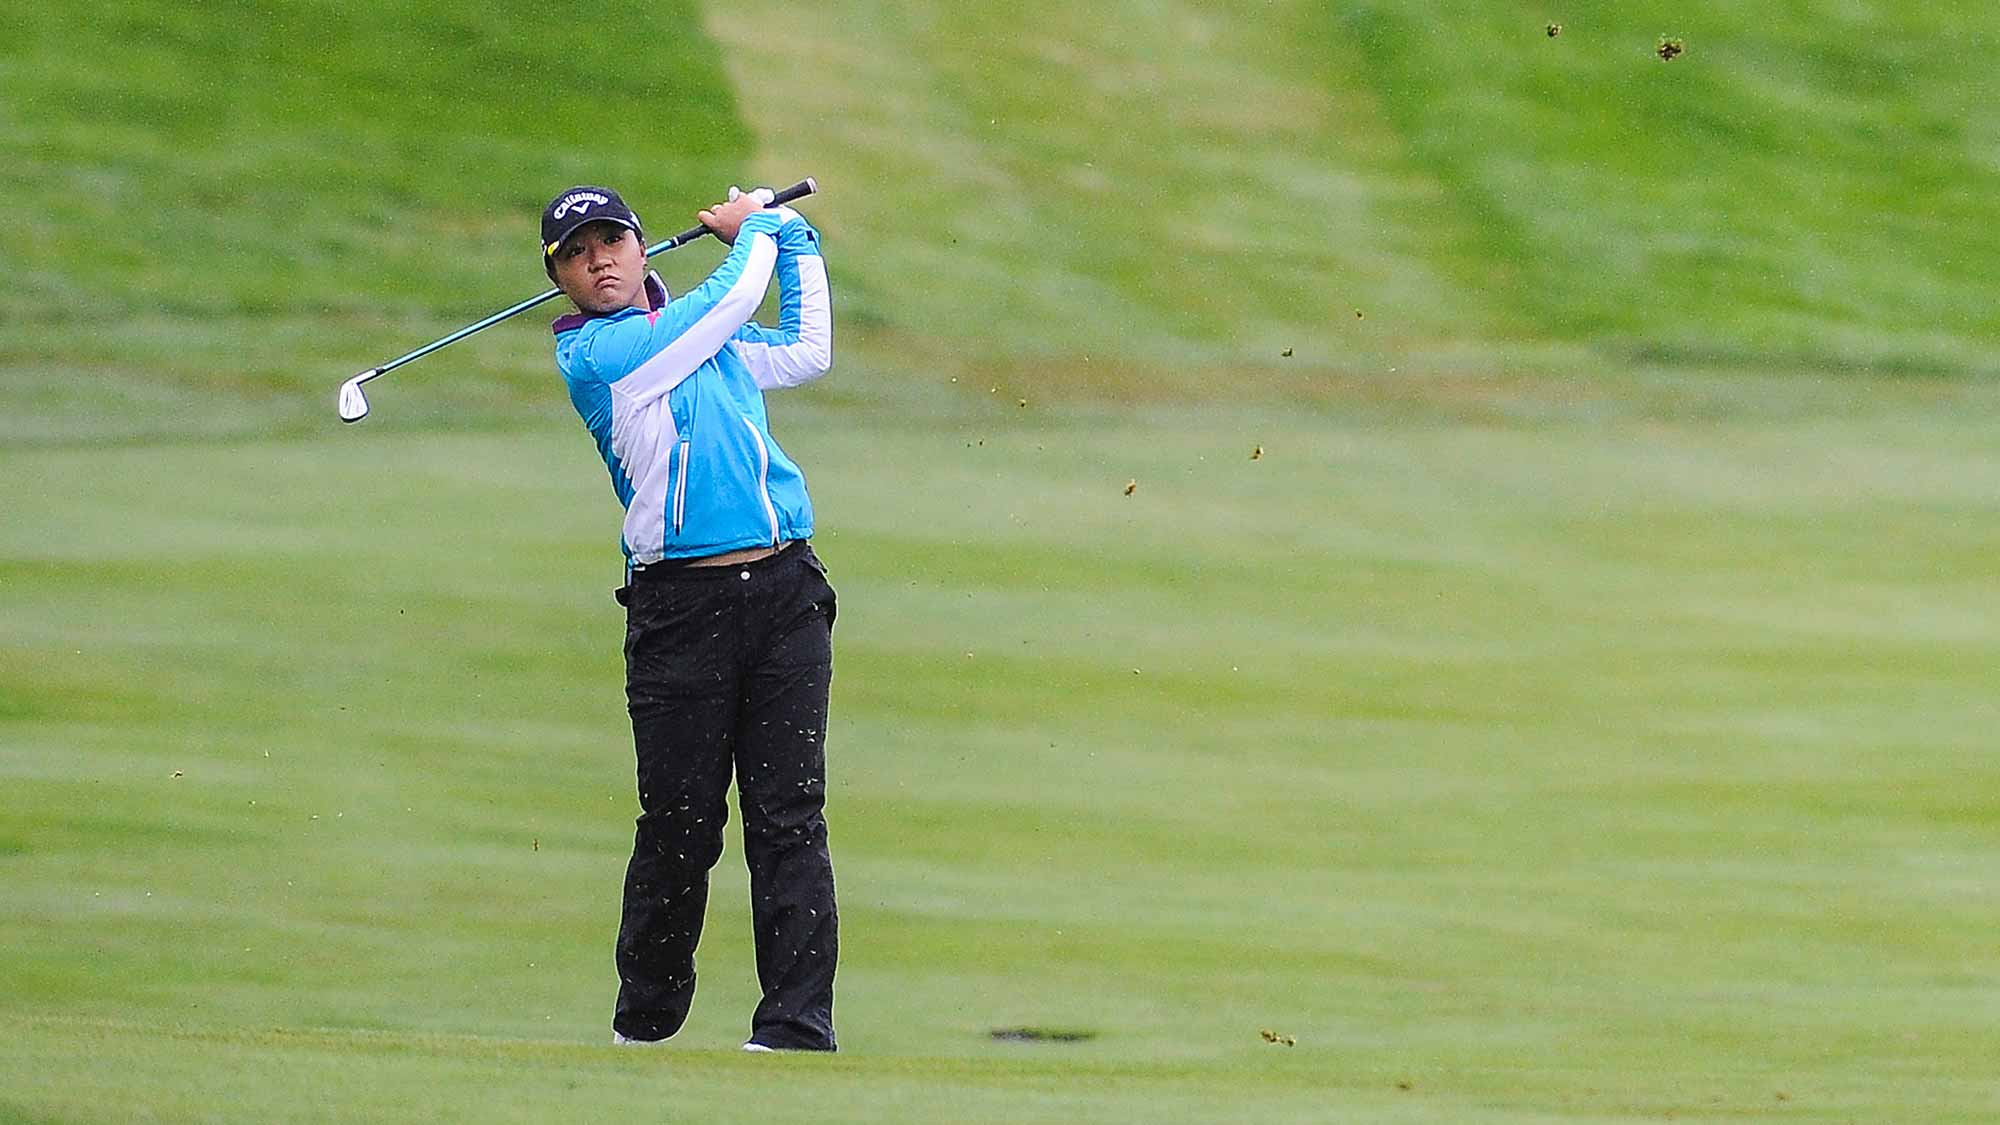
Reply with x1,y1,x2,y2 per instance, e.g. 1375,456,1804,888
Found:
1536,21,1686,62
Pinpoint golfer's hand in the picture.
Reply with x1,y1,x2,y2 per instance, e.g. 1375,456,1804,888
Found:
698,187,767,246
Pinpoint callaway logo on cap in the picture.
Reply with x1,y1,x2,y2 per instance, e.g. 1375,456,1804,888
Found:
553,191,608,219
540,185,643,270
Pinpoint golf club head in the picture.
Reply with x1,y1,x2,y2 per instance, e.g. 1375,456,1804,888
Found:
337,370,377,423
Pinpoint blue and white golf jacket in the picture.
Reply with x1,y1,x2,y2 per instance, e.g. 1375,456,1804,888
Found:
552,207,831,565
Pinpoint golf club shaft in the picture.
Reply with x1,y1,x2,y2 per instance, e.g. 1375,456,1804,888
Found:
361,178,818,382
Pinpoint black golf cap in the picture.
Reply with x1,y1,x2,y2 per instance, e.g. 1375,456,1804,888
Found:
541,186,643,269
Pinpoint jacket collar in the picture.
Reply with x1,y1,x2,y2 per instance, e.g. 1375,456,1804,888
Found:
552,272,668,334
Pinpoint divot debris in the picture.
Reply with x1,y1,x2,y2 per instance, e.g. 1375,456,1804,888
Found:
990,1027,1096,1043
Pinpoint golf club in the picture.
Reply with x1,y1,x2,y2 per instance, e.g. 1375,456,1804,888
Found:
337,177,819,423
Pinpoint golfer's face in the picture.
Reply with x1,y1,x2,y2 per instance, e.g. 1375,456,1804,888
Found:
553,221,648,313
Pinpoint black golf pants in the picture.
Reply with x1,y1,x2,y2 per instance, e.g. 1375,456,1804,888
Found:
611,541,838,1050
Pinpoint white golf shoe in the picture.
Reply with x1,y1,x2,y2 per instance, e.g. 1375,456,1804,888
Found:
741,1041,776,1053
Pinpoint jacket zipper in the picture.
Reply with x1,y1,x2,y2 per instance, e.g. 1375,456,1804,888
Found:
672,439,690,534
740,416,780,546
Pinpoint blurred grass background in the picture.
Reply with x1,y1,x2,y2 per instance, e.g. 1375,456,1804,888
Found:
3,2,1999,1122
8,0,1998,441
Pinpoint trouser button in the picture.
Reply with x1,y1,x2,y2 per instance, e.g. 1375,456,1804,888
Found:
740,570,752,581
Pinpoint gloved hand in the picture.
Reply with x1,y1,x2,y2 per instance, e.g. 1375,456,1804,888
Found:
729,185,811,249
699,187,769,245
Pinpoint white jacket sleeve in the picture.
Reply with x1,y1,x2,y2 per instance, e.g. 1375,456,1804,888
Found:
730,207,832,390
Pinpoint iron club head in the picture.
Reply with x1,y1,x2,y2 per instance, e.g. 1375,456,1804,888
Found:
337,370,378,423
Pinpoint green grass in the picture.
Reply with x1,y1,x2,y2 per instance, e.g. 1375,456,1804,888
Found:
1331,0,2000,375
6,378,2000,1121
0,0,748,444
12,0,1998,446
717,0,2000,380
710,0,1522,377
5,1,2000,1120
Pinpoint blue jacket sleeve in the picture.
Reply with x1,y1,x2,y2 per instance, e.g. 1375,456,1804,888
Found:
731,209,832,389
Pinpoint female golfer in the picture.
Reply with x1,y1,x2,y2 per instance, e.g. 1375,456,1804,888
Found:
541,183,838,1051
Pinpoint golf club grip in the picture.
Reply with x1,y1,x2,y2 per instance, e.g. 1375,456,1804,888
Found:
653,178,819,253
769,178,818,207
